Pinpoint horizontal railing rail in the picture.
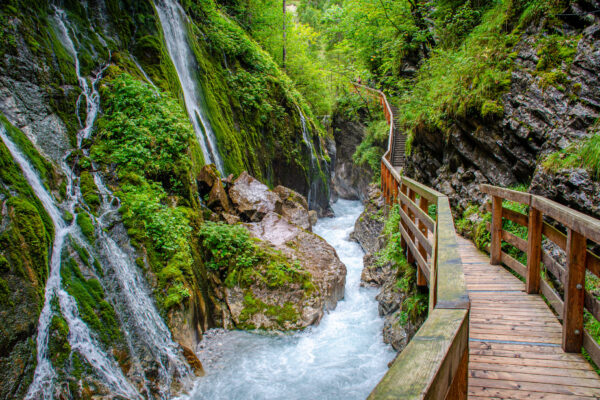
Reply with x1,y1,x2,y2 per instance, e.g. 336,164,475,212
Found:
481,184,600,362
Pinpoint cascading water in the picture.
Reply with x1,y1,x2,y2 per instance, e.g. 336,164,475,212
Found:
15,7,193,398
187,200,395,399
154,0,225,174
297,107,320,209
0,127,139,400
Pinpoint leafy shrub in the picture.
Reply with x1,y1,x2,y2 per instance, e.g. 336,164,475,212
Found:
198,221,312,290
94,72,194,192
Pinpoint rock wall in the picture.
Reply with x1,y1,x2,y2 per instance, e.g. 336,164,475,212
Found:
330,110,373,202
407,17,600,215
351,185,424,352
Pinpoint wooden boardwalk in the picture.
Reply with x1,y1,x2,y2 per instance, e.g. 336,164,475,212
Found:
458,236,600,399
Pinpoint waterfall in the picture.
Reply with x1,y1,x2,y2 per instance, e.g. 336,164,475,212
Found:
0,127,140,400
54,9,106,147
154,0,225,174
14,7,193,398
297,107,319,209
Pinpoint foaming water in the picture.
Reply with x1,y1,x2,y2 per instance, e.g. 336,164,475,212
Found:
188,199,394,400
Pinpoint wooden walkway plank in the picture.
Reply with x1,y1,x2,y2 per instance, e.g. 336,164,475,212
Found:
458,237,600,399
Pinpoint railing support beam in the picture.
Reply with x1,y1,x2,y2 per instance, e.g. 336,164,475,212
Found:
562,229,587,352
490,196,502,265
526,208,543,294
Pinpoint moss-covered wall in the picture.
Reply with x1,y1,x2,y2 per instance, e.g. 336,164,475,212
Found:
0,120,55,399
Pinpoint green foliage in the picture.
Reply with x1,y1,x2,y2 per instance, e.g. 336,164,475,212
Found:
352,119,389,182
435,0,486,49
198,221,312,291
543,133,600,180
94,72,195,193
92,72,198,310
61,256,121,346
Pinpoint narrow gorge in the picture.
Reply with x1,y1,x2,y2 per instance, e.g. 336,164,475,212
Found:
1,0,599,399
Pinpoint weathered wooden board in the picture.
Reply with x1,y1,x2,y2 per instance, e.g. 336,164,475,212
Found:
480,184,532,205
368,309,468,400
532,196,600,244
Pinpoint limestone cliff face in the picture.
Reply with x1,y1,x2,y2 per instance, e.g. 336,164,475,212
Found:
330,109,374,202
407,17,600,215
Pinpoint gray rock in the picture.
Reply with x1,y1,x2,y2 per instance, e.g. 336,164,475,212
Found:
229,171,282,222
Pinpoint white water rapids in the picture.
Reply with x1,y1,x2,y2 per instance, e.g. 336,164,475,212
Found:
187,200,395,400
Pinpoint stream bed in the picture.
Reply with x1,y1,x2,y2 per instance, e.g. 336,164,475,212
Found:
188,199,394,400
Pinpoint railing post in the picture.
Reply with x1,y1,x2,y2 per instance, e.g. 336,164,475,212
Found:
417,196,429,287
406,189,416,264
526,207,543,294
385,169,391,205
490,196,502,265
562,229,586,352
380,161,385,201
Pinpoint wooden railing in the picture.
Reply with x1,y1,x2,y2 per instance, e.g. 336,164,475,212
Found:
361,80,470,398
481,184,600,360
350,83,395,164
370,167,470,399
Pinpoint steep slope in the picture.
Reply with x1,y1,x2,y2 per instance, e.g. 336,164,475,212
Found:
0,0,335,398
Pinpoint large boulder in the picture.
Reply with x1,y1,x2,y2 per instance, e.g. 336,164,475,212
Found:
273,185,312,230
223,212,346,330
228,172,282,222
207,180,232,214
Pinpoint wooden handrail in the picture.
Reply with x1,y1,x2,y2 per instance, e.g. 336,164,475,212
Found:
480,184,600,361
351,83,395,164
362,81,469,399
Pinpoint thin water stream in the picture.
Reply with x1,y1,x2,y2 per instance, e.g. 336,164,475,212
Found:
188,200,395,400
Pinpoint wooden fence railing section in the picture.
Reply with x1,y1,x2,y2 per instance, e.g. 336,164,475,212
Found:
352,82,470,399
356,81,600,398
481,184,600,360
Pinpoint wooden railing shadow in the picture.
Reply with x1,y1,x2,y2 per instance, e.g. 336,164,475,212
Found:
481,184,600,361
352,83,470,399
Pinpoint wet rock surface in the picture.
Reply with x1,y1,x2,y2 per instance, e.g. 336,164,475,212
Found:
330,111,373,201
352,185,422,351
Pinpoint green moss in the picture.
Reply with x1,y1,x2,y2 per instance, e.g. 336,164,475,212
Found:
79,171,100,213
238,292,299,329
198,221,313,292
1,197,51,285
48,315,71,369
61,256,121,346
0,114,59,193
76,212,95,243
0,277,11,306
543,133,600,180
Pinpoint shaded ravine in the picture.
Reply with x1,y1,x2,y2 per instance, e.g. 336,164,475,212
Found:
187,200,395,400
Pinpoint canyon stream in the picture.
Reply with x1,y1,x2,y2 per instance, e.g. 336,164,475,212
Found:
187,199,395,400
